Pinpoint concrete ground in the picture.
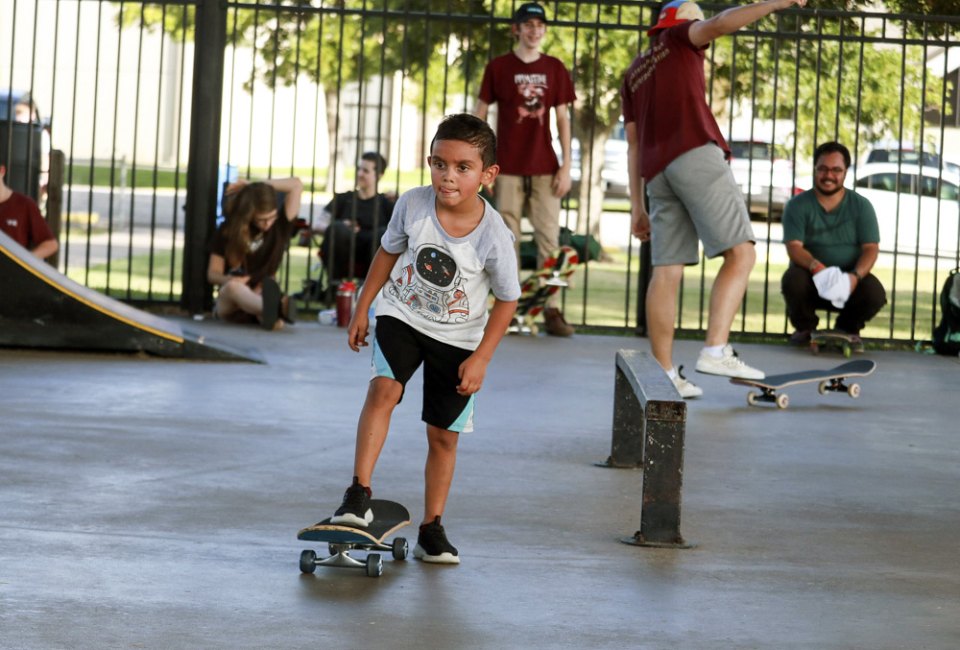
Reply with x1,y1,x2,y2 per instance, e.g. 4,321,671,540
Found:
1,320,958,649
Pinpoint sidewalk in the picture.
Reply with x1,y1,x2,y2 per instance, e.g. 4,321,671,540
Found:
1,321,958,649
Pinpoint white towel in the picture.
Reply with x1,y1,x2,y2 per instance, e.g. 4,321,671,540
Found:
813,266,852,309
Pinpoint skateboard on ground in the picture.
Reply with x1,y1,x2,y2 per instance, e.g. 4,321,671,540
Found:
810,329,864,357
731,359,877,409
509,245,580,335
298,499,410,578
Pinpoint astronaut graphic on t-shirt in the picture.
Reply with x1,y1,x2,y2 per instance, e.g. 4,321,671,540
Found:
387,245,469,323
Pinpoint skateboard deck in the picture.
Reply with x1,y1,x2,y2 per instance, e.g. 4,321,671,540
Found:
810,329,864,357
731,359,877,409
298,499,410,577
509,245,580,335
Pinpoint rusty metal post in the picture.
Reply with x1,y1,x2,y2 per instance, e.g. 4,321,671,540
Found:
601,350,693,548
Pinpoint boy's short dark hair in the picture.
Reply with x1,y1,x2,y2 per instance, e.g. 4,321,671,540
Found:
360,151,388,176
814,141,852,169
430,113,497,169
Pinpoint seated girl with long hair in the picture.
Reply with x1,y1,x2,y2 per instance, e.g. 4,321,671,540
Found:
207,177,303,329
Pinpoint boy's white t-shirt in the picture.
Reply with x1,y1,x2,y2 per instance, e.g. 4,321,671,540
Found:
375,185,521,350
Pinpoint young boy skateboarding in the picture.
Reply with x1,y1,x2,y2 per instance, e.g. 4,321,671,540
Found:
330,113,521,564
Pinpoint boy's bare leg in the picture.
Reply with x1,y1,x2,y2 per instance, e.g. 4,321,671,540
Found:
352,377,403,486
423,424,459,525
704,241,756,347
646,263,684,372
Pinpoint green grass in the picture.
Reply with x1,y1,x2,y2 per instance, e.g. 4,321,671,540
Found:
65,249,182,301
67,162,435,195
69,235,950,344
66,164,635,213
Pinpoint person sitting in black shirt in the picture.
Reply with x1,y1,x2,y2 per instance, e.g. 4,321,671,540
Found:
319,151,396,281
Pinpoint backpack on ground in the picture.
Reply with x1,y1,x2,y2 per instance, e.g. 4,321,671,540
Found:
932,268,960,356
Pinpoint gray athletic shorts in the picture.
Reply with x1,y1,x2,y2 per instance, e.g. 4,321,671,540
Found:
646,143,755,266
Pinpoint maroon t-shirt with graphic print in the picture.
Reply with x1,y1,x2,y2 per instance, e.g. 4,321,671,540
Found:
479,52,576,176
620,21,729,182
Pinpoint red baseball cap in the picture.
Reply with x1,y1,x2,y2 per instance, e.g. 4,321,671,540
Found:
648,0,705,35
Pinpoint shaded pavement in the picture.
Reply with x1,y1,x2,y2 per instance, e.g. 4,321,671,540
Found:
1,320,958,649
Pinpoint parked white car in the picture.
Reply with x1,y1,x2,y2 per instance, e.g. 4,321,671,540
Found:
851,162,960,258
557,120,630,200
865,146,960,176
728,138,799,219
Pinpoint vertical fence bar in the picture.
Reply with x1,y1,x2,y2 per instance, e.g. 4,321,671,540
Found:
182,0,226,314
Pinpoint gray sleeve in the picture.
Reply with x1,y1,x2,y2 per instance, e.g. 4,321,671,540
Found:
380,191,410,254
483,213,522,302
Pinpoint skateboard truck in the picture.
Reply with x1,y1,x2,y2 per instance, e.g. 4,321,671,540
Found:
299,537,409,578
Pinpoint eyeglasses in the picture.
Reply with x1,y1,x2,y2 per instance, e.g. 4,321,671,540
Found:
816,165,846,175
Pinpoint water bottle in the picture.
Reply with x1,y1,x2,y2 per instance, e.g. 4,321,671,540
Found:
336,280,357,327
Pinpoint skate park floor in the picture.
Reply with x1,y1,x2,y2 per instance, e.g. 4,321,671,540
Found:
2,319,958,649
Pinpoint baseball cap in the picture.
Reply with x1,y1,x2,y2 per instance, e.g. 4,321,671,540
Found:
513,2,548,24
648,0,704,35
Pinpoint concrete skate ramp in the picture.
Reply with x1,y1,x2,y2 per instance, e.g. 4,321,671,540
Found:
0,230,261,362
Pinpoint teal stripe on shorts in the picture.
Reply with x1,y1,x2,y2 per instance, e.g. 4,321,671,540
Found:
371,337,395,380
447,394,475,433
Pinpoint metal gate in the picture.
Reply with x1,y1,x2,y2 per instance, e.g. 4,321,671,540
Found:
3,1,959,343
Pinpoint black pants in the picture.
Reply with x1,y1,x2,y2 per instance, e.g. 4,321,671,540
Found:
781,264,887,334
320,221,386,280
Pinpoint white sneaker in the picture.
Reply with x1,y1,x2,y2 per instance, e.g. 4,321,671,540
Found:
695,345,765,379
670,366,703,399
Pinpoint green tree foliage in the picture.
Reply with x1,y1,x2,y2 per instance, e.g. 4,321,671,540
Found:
711,6,951,160
884,0,960,18
120,1,955,211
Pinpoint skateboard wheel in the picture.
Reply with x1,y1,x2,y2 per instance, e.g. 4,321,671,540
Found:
299,549,317,574
818,380,829,395
392,537,409,561
747,392,759,406
366,553,383,577
776,393,789,409
848,383,861,398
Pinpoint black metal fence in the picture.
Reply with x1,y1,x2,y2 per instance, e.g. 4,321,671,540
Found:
3,0,959,344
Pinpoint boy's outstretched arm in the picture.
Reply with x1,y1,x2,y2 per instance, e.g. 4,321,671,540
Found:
347,248,400,352
457,298,518,396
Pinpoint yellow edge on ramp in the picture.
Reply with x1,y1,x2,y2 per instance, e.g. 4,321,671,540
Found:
0,237,184,345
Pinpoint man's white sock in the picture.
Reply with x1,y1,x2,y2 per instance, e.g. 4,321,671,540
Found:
702,345,725,358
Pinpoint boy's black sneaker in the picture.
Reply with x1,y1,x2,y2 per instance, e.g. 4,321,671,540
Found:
413,516,460,564
330,477,373,527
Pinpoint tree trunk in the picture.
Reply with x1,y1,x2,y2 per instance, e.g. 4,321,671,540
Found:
324,90,344,194
576,133,605,242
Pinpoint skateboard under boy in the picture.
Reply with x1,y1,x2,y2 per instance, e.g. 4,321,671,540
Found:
809,329,865,357
298,499,410,578
730,359,877,409
509,245,580,335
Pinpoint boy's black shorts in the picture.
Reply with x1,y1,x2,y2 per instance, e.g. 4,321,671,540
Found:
371,316,475,433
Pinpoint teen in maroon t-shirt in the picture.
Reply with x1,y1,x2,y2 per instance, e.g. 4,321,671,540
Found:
474,2,577,337
620,0,805,397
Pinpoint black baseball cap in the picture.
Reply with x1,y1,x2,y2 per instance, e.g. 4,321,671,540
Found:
513,2,548,24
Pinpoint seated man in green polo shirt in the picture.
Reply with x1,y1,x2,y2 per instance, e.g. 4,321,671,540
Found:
781,141,887,345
